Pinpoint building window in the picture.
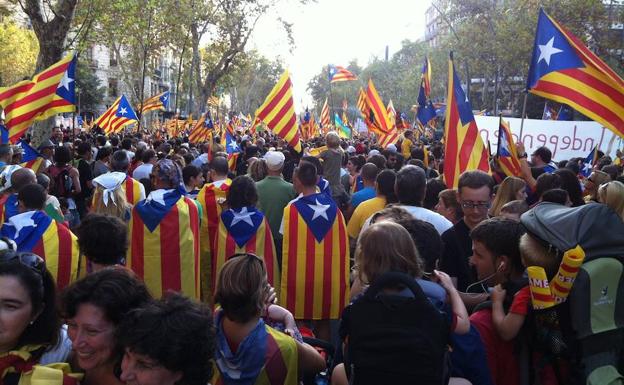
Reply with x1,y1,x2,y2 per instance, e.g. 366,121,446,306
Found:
108,78,118,98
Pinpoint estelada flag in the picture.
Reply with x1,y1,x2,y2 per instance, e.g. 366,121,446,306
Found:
128,188,200,299
496,118,522,177
18,140,45,174
443,53,490,188
0,194,20,226
0,210,79,289
527,9,624,138
213,206,278,293
122,175,145,206
196,179,232,301
280,193,349,320
0,54,76,143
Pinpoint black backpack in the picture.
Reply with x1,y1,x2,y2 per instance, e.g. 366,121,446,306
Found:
341,272,451,385
521,203,624,385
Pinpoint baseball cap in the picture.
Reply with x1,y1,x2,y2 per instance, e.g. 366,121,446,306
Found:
264,151,285,171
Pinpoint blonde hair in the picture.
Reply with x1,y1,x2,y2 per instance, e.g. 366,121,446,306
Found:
598,181,624,220
355,221,423,284
247,158,268,182
325,132,340,149
91,185,131,221
214,254,268,323
519,233,560,278
490,176,526,216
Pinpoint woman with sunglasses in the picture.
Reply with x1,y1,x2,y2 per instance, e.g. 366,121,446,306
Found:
60,268,152,385
212,254,325,385
0,245,80,384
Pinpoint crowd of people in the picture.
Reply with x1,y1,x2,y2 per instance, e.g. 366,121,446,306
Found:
0,122,621,385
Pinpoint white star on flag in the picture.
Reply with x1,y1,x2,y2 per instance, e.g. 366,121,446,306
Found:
162,95,168,101
119,107,127,115
228,141,239,151
57,70,74,91
538,37,563,66
230,207,256,227
146,189,173,206
308,199,330,221
9,212,36,239
583,162,592,174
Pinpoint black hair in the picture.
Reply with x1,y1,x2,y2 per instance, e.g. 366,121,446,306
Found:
376,169,397,204
121,138,133,151
75,214,128,266
533,146,552,163
53,146,72,165
96,136,107,147
18,184,46,210
182,165,201,185
300,156,324,175
553,168,584,207
0,251,59,351
141,149,156,163
210,156,229,176
117,294,215,385
394,218,443,273
348,155,366,172
111,150,129,172
423,178,447,211
458,170,495,194
77,142,92,157
295,161,317,187
96,146,112,161
367,154,386,170
227,176,258,209
541,188,569,205
535,173,562,200
395,165,426,206
470,217,526,275
602,164,620,181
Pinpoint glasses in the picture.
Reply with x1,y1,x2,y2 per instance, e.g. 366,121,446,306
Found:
461,201,491,210
0,252,46,275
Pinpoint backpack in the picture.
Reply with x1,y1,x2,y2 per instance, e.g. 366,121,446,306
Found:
48,165,73,198
341,272,451,385
521,202,624,385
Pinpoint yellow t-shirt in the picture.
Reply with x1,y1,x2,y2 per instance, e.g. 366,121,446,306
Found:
347,196,387,238
401,138,413,158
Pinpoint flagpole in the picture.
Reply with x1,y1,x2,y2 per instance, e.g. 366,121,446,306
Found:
518,91,528,143
328,66,335,128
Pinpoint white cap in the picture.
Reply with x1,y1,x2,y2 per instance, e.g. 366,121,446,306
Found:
0,165,22,192
347,146,356,153
386,143,397,152
369,149,381,157
264,151,285,171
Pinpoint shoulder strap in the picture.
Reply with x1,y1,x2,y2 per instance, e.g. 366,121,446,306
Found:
364,271,426,300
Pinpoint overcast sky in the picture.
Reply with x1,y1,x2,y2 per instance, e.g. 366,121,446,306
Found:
248,0,432,112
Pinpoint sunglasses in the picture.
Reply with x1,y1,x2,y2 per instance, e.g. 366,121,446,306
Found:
0,251,46,275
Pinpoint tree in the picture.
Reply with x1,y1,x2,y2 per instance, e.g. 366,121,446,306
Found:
0,19,38,86
75,58,105,117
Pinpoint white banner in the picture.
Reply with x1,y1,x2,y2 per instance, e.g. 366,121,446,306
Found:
475,116,623,161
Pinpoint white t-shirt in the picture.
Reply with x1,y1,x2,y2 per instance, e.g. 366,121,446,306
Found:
360,204,453,237
132,163,153,181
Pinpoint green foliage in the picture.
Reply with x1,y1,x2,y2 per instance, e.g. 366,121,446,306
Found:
0,19,38,86
75,57,105,116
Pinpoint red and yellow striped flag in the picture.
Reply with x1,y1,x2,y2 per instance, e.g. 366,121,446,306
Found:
387,99,396,129
366,80,393,134
128,191,201,299
0,194,19,226
378,131,400,149
213,207,278,293
320,97,330,130
443,54,490,188
255,70,301,152
94,95,138,134
496,118,522,177
140,91,170,113
0,211,79,290
196,179,232,301
279,193,349,320
122,176,146,206
0,54,76,143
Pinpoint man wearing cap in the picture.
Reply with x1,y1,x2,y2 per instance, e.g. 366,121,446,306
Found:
127,159,200,299
38,139,55,169
529,146,556,177
256,151,296,267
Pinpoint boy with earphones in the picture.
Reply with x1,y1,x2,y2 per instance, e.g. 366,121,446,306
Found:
467,217,527,385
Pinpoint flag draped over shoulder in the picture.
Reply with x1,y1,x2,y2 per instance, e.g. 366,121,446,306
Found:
214,206,279,291
527,9,624,138
366,80,392,134
18,140,45,174
94,95,138,134
496,118,522,177
443,53,490,188
0,54,76,143
122,176,146,206
196,179,232,300
128,189,200,299
255,70,301,152
0,194,19,225
328,65,357,83
0,211,79,289
280,193,349,320
141,91,170,113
